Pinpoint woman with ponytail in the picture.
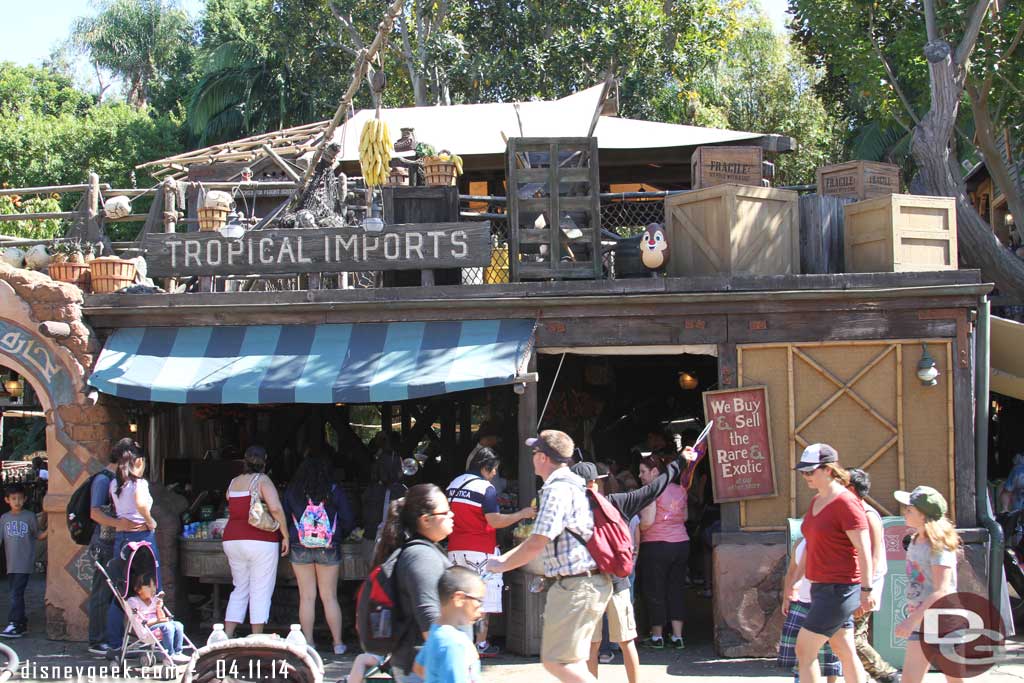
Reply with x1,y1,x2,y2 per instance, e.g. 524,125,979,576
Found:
893,486,961,683
786,444,875,683
372,484,454,683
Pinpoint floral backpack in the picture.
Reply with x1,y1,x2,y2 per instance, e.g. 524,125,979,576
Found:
294,495,336,549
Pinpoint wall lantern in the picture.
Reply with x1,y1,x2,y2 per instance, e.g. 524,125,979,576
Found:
3,378,23,398
678,371,699,391
916,342,940,386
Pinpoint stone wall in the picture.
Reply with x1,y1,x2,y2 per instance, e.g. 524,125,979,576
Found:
0,264,129,640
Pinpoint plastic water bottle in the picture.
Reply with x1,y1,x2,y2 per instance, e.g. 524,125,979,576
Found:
206,624,228,646
286,624,307,648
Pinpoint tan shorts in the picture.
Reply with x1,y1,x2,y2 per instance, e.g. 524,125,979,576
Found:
591,586,637,644
541,574,612,664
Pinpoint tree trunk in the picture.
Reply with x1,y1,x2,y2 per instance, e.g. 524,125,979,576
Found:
911,41,1024,302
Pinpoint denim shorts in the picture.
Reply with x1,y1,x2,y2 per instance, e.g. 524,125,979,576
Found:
289,545,340,566
802,583,860,637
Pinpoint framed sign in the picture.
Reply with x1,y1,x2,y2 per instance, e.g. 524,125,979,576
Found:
702,385,777,503
141,222,491,277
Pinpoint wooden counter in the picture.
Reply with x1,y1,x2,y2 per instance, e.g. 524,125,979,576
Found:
180,538,374,584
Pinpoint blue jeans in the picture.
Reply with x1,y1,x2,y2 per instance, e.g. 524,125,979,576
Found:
88,543,114,645
7,574,29,627
106,531,161,649
153,621,184,654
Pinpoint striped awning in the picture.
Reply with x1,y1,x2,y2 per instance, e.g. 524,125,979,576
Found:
88,320,535,404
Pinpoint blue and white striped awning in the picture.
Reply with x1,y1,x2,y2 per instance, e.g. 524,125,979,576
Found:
88,320,535,404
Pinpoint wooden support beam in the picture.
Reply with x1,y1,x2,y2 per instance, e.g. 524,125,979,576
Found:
0,212,76,222
260,144,303,183
517,354,538,506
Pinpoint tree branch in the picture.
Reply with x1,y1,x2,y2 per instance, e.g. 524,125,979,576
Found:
954,0,993,68
869,5,921,126
923,0,940,42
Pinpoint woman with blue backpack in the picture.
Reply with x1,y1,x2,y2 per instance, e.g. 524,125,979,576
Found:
284,451,355,654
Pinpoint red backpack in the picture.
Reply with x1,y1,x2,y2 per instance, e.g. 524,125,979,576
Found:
567,488,634,578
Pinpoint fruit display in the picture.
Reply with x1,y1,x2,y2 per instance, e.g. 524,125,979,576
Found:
359,118,393,186
423,151,464,176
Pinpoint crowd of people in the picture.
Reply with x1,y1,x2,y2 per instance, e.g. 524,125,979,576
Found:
46,429,967,683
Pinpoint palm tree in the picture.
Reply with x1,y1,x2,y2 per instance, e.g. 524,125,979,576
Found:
71,0,192,108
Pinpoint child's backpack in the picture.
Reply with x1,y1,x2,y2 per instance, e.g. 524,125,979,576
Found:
293,499,336,549
355,539,429,654
66,470,113,545
567,487,635,578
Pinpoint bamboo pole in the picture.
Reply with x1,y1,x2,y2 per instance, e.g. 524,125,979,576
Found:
945,341,955,522
289,0,406,212
896,344,906,490
787,345,796,520
260,144,302,183
0,183,100,196
0,212,76,221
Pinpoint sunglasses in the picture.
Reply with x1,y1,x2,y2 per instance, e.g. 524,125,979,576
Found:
799,466,826,476
424,508,453,518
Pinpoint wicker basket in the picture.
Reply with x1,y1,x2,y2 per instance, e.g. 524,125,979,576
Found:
47,262,90,287
198,207,229,232
424,156,457,186
89,258,137,294
387,166,410,186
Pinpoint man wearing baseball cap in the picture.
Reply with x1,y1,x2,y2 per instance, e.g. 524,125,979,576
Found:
570,450,696,683
486,430,611,683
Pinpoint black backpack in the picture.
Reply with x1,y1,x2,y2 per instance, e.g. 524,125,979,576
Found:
66,471,113,545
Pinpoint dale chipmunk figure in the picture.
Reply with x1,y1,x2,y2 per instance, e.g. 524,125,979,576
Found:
640,223,669,270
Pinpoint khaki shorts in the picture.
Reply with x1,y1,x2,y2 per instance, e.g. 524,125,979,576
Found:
591,585,637,644
541,574,612,664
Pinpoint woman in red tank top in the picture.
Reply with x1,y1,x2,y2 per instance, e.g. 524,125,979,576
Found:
221,446,288,637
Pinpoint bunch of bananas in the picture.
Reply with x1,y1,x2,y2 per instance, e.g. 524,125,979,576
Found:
359,118,392,186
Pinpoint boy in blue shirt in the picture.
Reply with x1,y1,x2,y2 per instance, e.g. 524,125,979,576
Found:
413,566,484,683
0,484,46,638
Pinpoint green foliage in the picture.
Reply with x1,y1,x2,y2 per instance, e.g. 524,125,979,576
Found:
0,195,64,240
71,0,197,108
0,64,186,241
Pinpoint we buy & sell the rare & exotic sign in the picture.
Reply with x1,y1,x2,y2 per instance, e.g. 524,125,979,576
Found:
141,222,491,277
702,386,777,503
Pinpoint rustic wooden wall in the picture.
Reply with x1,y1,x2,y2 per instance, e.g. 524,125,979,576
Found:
737,339,955,530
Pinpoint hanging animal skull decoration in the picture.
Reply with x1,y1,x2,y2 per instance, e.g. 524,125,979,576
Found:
640,223,669,270
104,195,132,220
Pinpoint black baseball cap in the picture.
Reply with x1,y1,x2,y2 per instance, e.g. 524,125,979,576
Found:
570,461,607,482
794,443,839,471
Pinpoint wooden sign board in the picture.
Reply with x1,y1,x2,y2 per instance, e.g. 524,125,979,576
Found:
141,222,491,277
702,385,778,503
690,146,764,190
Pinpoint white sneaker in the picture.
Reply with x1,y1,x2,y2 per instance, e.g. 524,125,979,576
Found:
171,653,192,665
333,643,347,655
0,623,21,639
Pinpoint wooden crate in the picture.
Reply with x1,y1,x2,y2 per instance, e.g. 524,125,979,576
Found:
664,184,800,277
817,160,900,200
844,194,958,273
507,137,602,281
690,146,764,190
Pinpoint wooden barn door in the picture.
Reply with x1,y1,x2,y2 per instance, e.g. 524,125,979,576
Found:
736,340,954,530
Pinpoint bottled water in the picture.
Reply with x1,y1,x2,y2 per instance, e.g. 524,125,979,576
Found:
285,624,307,648
206,624,228,646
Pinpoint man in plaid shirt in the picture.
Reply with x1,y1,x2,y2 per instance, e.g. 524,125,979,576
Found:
487,430,612,683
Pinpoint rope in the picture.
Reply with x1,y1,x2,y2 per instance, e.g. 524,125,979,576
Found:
537,352,566,429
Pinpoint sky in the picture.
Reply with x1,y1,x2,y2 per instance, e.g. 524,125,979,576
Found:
0,0,792,69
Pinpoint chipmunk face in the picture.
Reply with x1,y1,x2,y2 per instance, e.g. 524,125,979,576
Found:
640,223,669,270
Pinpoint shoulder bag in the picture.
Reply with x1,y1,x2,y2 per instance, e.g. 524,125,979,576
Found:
248,474,280,533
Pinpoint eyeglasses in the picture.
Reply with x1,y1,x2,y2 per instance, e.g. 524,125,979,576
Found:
424,508,453,518
799,467,824,477
460,593,485,605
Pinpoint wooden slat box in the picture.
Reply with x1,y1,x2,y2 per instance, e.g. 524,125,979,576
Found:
844,194,958,273
817,160,900,200
690,146,764,189
664,184,800,276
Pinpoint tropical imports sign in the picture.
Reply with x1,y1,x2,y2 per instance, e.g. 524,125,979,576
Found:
702,385,777,503
141,222,491,277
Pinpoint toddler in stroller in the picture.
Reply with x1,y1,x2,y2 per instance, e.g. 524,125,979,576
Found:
95,541,195,669
126,573,191,664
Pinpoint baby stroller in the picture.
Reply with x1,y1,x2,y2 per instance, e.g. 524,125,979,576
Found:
95,541,197,671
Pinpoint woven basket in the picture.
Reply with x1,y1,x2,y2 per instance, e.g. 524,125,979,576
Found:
387,166,410,186
47,262,89,287
89,258,137,294
198,207,229,232
424,157,457,187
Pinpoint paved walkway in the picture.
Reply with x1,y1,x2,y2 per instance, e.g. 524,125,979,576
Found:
1,577,1021,681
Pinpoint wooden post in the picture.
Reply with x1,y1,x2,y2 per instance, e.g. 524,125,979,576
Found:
162,178,179,292
517,355,538,506
717,342,741,533
381,403,393,433
85,172,102,243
